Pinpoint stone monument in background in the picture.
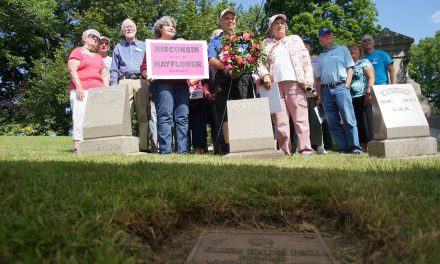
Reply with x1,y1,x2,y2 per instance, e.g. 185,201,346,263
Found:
375,28,440,140
225,98,284,159
368,83,437,157
77,85,139,154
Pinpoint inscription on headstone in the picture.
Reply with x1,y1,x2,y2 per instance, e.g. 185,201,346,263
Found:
185,231,338,264
227,98,274,153
77,85,139,154
371,84,429,140
82,85,132,139
369,83,437,157
225,98,284,159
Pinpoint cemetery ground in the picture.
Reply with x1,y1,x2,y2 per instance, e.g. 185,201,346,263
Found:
1,136,439,263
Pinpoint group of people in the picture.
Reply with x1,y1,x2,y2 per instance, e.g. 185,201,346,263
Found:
68,9,396,156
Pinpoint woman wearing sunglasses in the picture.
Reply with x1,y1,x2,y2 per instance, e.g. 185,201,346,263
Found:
67,29,108,153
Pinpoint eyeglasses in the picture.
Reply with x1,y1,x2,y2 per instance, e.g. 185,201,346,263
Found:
100,42,109,46
88,34,100,41
362,39,372,42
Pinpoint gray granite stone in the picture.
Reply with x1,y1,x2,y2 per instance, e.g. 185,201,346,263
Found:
371,84,430,140
224,149,285,160
185,231,338,264
368,137,437,158
77,136,138,154
227,98,276,153
82,85,131,139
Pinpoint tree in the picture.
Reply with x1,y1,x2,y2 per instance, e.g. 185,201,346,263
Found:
409,31,440,112
263,0,381,52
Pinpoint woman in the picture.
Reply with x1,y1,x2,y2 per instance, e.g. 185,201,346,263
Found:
348,44,375,151
140,16,189,154
68,29,107,153
258,14,314,156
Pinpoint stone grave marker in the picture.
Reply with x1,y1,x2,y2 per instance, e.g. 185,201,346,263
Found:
225,98,284,159
368,83,437,157
77,85,138,154
185,231,338,264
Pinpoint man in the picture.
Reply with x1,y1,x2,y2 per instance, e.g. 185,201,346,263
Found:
98,36,112,86
208,9,254,154
110,18,149,151
362,34,396,85
315,28,362,154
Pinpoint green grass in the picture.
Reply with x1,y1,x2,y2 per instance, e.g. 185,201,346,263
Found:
1,136,439,263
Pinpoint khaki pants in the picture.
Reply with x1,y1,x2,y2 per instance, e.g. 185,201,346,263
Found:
119,78,150,151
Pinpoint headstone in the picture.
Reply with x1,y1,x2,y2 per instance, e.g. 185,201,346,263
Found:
185,231,338,264
77,85,139,154
225,98,284,159
368,83,437,157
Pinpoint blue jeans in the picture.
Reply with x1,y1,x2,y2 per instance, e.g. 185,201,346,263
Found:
151,81,189,154
321,84,362,153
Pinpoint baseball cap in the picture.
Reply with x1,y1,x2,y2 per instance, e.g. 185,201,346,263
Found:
268,14,287,29
303,38,312,46
100,36,110,42
318,28,333,37
219,9,236,19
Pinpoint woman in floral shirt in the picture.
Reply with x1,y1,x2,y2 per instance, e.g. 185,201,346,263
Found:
348,44,375,151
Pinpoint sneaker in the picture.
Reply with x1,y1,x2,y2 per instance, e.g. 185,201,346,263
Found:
317,146,327,155
351,149,363,155
301,151,313,157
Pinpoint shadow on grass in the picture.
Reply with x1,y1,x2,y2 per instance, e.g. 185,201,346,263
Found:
1,157,440,263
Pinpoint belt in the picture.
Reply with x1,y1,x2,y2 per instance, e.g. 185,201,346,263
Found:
321,82,343,88
119,74,141,80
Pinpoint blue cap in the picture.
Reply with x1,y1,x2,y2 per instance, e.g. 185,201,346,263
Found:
303,38,312,45
319,28,333,37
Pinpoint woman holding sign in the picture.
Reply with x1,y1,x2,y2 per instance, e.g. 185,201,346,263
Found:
140,16,190,154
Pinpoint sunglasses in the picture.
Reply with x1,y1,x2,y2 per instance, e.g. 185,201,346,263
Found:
88,34,100,41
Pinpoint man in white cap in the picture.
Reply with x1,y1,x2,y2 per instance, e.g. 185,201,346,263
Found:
362,34,396,85
98,36,112,86
207,9,255,154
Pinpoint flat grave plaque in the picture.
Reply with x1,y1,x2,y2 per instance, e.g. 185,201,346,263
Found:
185,231,338,264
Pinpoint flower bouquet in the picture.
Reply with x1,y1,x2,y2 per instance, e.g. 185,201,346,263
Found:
219,30,266,77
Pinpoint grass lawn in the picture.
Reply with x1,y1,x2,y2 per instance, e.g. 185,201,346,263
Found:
1,136,439,263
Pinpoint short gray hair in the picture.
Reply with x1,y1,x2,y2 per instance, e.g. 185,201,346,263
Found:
153,16,177,39
121,18,136,31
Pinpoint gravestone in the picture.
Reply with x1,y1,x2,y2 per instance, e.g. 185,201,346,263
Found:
368,83,437,157
225,98,284,159
77,85,139,154
375,28,439,131
185,231,338,264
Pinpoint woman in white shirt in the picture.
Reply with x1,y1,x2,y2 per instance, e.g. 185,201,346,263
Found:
258,14,314,156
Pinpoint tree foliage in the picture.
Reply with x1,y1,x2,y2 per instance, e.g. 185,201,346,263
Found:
263,0,380,52
409,31,440,112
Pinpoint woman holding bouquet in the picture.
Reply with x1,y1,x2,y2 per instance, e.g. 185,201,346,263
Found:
258,14,314,156
140,16,189,154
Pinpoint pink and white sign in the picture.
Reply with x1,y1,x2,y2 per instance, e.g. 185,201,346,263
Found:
145,39,209,79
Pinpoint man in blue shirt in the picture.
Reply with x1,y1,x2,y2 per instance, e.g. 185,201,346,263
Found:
208,9,254,154
315,28,362,154
362,34,396,85
110,18,150,151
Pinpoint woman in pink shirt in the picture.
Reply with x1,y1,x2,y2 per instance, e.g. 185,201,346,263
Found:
68,29,107,153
